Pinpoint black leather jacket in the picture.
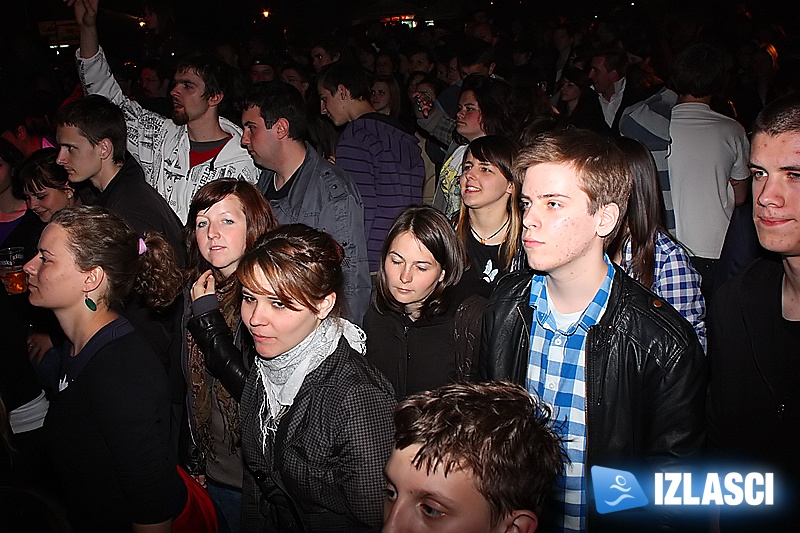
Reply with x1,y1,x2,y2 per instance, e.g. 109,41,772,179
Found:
480,266,707,531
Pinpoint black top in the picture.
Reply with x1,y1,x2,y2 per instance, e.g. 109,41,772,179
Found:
364,274,485,399
708,258,800,531
44,317,185,531
0,211,45,411
95,155,186,266
94,156,185,396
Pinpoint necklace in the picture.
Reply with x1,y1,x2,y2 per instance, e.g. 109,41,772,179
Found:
470,217,509,245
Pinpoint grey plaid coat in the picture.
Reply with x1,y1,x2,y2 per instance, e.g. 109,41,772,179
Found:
240,337,395,532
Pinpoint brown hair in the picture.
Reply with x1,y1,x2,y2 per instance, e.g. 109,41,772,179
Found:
18,148,71,195
374,206,468,318
752,92,800,137
236,224,345,316
456,136,522,272
50,205,182,311
514,128,631,241
393,381,567,523
186,179,278,282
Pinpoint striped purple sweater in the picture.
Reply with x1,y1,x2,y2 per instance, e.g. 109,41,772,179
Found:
335,113,424,271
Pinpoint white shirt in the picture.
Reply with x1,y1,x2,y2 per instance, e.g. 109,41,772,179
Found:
597,77,627,127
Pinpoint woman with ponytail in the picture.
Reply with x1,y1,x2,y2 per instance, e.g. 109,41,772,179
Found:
23,205,214,532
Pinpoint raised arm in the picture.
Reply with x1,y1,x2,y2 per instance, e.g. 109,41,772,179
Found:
70,0,100,58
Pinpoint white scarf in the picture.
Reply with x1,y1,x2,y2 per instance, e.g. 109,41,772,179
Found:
255,317,366,452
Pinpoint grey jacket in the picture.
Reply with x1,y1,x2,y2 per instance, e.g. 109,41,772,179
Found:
257,144,371,324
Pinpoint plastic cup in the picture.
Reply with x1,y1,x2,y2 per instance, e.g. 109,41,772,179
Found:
0,247,27,295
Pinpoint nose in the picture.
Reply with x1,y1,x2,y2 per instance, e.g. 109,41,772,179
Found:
170,85,179,97
320,101,327,115
26,196,37,209
241,128,250,146
206,220,220,239
756,176,785,208
247,300,269,328
382,500,410,533
522,204,539,229
56,147,68,166
23,257,37,277
399,265,413,284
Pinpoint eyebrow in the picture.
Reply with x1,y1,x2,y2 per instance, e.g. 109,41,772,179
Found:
388,251,433,266
748,162,800,172
174,77,196,85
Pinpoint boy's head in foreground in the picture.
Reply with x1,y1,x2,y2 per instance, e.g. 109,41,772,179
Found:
383,381,566,533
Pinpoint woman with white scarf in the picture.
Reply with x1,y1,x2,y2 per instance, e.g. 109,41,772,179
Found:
236,224,395,532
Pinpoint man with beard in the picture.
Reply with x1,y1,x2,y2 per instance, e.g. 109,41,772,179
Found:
70,0,257,222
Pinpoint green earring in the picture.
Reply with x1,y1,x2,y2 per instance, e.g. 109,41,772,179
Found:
84,295,97,312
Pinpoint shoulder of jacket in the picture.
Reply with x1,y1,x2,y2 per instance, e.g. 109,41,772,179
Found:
490,270,534,303
610,271,697,349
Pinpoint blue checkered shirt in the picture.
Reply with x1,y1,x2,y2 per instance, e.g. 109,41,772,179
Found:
621,230,706,351
527,257,615,533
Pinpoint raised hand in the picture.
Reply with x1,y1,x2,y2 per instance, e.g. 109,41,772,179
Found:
191,270,217,302
67,0,98,28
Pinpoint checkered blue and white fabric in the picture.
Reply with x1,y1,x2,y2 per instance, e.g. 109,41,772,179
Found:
621,230,706,351
527,256,615,533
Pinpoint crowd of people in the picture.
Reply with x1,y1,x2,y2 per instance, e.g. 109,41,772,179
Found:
1,0,799,531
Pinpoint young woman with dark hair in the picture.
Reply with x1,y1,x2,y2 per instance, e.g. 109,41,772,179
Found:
236,223,395,531
23,205,214,532
456,135,526,295
607,138,706,349
18,149,77,224
181,178,278,533
556,66,610,135
365,206,486,399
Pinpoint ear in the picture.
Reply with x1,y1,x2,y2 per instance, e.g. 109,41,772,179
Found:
98,138,114,161
300,82,310,93
498,510,538,533
273,117,291,140
207,91,224,108
438,269,446,283
595,202,621,238
337,84,351,100
315,292,337,320
16,125,28,139
487,62,496,75
505,180,514,194
83,265,105,294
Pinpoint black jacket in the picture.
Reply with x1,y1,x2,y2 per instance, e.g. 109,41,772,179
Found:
480,266,707,531
708,257,800,531
240,337,395,532
364,278,486,399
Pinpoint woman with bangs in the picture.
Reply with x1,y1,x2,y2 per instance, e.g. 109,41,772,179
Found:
364,206,486,400
236,224,394,532
181,179,278,533
456,135,526,296
18,148,77,224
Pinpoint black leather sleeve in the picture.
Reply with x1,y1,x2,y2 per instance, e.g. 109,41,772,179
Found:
178,403,204,476
186,309,248,402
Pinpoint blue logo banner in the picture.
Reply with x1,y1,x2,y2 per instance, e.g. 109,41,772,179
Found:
591,466,650,514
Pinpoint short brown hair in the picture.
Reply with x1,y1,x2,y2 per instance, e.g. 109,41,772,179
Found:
393,381,567,523
514,128,631,239
752,92,800,137
236,224,345,316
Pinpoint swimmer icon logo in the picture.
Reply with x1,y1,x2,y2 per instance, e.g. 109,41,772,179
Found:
591,466,649,514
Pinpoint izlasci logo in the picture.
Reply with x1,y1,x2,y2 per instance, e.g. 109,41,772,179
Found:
591,466,649,514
